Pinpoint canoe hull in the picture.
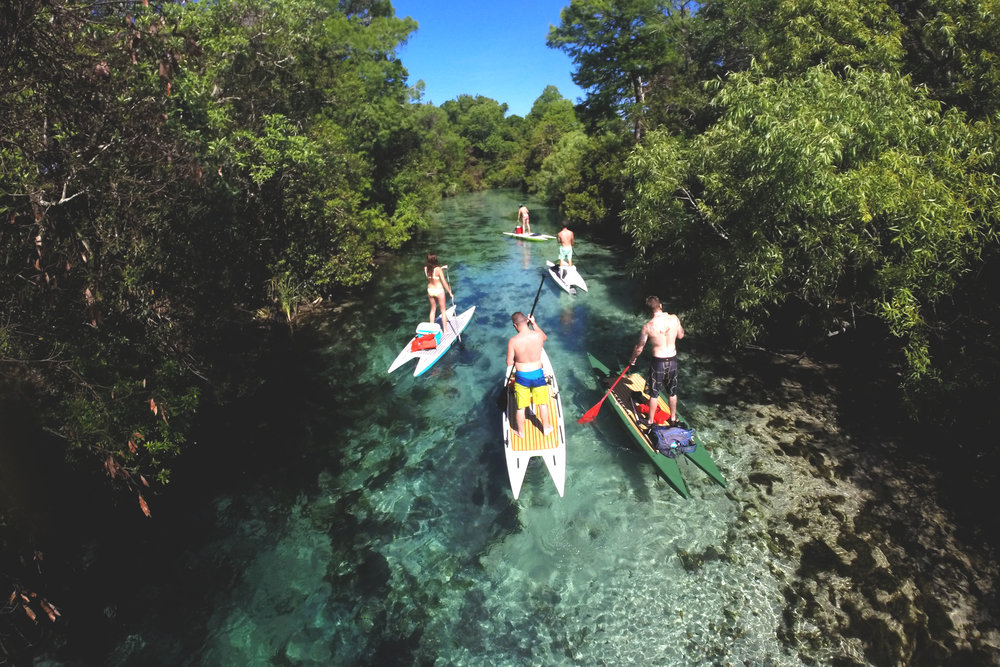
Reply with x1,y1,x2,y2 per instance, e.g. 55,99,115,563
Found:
586,353,726,497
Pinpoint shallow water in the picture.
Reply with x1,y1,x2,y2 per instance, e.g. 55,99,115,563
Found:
87,190,998,666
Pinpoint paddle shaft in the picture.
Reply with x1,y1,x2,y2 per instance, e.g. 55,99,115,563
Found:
444,266,460,342
527,273,546,327
498,273,547,411
578,365,630,424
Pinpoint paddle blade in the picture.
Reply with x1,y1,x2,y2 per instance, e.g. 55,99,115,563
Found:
577,398,605,424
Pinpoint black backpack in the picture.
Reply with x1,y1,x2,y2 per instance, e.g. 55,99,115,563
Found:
651,426,696,458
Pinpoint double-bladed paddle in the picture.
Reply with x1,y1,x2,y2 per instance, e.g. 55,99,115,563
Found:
577,365,630,424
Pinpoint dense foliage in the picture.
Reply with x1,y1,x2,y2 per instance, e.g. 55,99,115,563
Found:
549,0,1000,412
0,1,580,656
4,0,1000,659
0,0,436,503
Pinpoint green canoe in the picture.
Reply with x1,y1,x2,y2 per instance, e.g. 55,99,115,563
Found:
587,353,727,497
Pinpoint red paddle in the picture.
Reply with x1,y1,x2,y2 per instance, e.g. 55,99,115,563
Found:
578,366,630,424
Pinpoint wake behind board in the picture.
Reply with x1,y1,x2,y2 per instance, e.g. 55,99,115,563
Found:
586,353,727,497
387,305,476,377
503,231,556,242
546,261,589,295
501,349,567,499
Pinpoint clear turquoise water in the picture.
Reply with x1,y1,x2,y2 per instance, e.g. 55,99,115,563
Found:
191,191,775,665
92,191,995,666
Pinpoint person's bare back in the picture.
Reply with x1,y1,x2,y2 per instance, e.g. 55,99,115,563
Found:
643,311,683,358
507,314,546,372
557,226,574,247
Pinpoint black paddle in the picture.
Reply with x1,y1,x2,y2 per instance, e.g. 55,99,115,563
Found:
496,273,547,411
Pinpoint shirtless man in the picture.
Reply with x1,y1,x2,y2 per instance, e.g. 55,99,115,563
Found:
556,223,574,278
517,204,530,234
506,311,551,437
628,296,685,426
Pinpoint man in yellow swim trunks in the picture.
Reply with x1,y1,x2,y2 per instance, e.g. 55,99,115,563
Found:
506,311,552,437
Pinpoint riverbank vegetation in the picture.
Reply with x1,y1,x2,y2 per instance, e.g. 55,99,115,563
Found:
2,0,999,661
545,0,1000,428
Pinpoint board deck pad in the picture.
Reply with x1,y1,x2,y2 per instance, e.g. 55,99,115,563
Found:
506,383,561,451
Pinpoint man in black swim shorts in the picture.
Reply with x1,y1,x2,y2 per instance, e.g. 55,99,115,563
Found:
629,296,685,426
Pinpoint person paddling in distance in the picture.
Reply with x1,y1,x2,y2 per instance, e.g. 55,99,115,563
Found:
506,312,552,437
628,296,685,427
516,203,531,234
556,222,574,278
424,254,453,333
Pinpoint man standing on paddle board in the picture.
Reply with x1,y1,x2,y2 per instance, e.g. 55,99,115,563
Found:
628,296,685,427
517,204,531,234
506,312,552,438
556,223,574,278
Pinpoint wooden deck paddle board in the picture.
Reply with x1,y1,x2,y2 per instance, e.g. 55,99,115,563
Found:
501,349,567,499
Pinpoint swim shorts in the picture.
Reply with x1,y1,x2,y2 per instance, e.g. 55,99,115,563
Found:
558,246,573,263
514,368,550,410
648,356,678,399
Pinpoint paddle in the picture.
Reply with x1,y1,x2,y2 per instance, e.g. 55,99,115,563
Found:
577,365,630,424
444,266,461,343
496,273,547,411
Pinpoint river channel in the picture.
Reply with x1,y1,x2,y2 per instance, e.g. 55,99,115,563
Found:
46,190,998,665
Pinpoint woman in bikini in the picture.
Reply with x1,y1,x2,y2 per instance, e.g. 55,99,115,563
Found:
424,254,453,333
517,204,530,234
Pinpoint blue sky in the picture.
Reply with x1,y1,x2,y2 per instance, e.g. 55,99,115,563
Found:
391,0,586,117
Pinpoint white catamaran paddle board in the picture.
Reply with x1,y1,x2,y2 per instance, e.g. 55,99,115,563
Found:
500,348,566,499
388,305,475,377
502,231,556,242
546,261,588,295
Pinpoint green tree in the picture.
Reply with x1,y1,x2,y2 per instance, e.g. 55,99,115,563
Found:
0,0,432,513
623,66,999,387
896,0,1000,118
523,86,581,184
440,95,522,188
548,0,696,142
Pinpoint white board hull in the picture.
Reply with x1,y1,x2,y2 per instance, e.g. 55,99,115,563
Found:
387,306,476,377
500,349,567,499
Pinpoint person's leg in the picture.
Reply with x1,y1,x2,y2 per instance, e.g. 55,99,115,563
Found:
437,293,448,330
427,294,436,323
539,403,552,435
666,358,679,424
513,382,529,437
647,361,662,425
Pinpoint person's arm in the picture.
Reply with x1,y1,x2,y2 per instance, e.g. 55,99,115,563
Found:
527,315,546,342
675,316,684,340
628,327,648,365
506,338,515,367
